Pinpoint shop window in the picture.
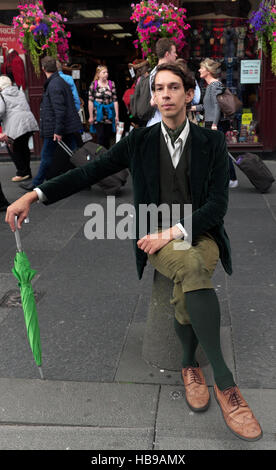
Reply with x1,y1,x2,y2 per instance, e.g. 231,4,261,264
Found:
185,19,262,147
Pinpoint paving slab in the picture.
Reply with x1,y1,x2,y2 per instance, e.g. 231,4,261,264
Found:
154,431,276,450
0,378,159,427
0,292,139,382
115,322,236,386
0,425,154,450
227,286,276,389
34,236,140,296
154,385,276,450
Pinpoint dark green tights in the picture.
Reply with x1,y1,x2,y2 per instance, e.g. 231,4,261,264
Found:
174,288,235,391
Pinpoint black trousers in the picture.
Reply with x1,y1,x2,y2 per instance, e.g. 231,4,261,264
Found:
205,121,237,181
7,132,33,177
94,123,113,149
0,182,9,204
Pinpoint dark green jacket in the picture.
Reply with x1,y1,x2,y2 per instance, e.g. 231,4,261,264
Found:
39,122,232,279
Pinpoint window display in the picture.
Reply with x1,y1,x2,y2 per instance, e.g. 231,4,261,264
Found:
184,19,261,147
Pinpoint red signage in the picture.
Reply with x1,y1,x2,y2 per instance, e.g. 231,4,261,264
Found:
0,25,24,54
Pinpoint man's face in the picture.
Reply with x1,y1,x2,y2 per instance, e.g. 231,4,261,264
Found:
153,70,194,121
166,45,177,63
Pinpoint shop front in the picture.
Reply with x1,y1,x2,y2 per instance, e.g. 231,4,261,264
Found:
178,0,276,155
0,0,275,156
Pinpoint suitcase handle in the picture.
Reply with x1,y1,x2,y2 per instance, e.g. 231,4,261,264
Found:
228,152,237,164
57,139,73,157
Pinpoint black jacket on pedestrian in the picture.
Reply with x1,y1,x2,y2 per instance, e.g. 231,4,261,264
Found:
40,71,81,138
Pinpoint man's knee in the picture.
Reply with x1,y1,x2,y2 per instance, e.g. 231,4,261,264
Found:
174,249,208,283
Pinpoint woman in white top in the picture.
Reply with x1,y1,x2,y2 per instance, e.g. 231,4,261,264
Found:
0,75,39,182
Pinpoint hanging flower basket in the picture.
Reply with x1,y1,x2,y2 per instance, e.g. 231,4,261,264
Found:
130,1,190,67
12,1,71,76
249,0,276,76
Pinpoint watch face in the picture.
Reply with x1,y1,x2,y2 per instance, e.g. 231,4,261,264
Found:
193,29,198,36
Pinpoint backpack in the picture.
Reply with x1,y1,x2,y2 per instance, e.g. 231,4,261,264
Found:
216,87,242,118
130,75,155,122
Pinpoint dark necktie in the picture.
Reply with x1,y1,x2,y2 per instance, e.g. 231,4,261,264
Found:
162,119,186,148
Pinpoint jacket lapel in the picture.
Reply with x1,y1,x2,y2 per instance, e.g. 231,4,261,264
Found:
189,122,210,207
140,123,160,205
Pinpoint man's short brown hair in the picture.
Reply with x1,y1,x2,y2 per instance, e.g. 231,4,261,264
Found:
152,63,196,92
41,56,57,73
155,38,175,59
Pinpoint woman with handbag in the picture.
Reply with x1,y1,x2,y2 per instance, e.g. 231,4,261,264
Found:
0,75,39,182
191,58,238,188
88,65,119,149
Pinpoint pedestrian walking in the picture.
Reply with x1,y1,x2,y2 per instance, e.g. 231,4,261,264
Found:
5,63,262,442
88,65,119,149
128,59,152,128
191,58,238,188
19,56,82,192
147,37,178,127
0,75,39,182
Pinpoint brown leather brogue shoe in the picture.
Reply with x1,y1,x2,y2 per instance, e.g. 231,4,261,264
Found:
214,384,263,441
182,366,210,412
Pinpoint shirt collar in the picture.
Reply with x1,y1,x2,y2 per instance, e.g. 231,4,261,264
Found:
161,118,190,148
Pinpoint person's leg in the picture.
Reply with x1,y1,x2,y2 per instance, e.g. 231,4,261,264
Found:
0,182,10,210
11,133,32,178
148,235,262,439
63,133,78,152
174,319,198,368
229,157,238,182
185,289,235,391
217,121,238,186
95,123,106,147
32,138,57,187
103,123,113,149
148,236,235,390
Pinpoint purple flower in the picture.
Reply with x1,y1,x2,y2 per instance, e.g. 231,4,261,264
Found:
33,22,49,39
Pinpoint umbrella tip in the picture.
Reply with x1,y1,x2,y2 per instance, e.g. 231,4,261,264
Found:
38,366,44,380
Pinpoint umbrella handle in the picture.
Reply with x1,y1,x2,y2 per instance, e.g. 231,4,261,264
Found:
14,216,23,252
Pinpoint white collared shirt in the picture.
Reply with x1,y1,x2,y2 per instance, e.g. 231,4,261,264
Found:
161,119,190,168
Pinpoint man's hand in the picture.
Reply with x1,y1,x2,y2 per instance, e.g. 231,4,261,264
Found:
0,132,8,142
53,134,62,142
5,191,38,232
137,226,183,255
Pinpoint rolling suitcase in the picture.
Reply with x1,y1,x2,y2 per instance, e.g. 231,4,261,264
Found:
229,152,275,193
58,140,128,195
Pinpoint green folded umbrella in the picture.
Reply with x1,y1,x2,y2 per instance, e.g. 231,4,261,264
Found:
12,217,44,379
